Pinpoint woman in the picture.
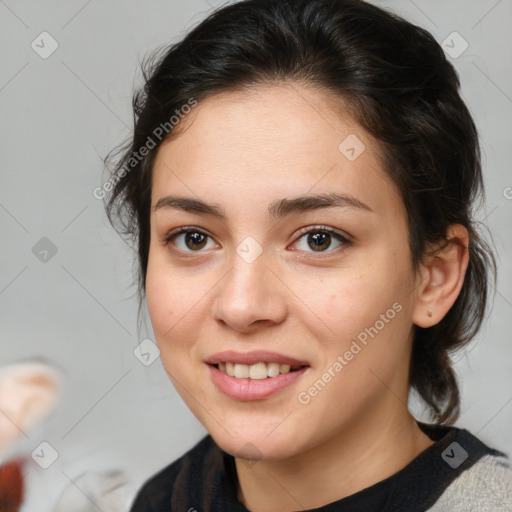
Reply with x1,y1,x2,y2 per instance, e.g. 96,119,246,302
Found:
103,0,512,510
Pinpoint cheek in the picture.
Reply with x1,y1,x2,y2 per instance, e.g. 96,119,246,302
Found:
308,271,396,334
145,251,214,354
306,260,412,370
145,261,172,332
145,267,192,379
145,252,190,339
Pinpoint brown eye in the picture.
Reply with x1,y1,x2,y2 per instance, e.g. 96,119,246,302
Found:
291,226,351,255
183,231,208,250
307,231,332,252
163,228,216,252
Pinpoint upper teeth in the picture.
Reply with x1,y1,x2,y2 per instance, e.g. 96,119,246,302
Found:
218,362,300,379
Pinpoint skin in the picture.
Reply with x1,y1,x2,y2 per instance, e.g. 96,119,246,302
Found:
145,83,469,511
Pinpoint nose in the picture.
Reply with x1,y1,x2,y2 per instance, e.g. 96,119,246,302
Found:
213,249,287,333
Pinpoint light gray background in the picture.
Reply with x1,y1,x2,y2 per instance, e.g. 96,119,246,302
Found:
1,1,511,510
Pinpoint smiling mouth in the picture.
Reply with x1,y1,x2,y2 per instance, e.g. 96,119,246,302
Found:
211,362,308,379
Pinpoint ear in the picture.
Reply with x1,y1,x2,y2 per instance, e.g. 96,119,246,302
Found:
412,224,470,328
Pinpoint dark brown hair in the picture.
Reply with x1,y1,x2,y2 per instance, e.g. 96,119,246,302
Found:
103,0,496,425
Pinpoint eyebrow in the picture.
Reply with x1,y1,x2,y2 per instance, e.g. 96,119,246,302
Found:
153,192,372,219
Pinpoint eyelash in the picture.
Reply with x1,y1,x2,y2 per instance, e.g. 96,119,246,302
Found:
162,225,352,257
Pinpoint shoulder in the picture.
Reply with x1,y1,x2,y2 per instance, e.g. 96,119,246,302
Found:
128,434,222,512
426,428,512,511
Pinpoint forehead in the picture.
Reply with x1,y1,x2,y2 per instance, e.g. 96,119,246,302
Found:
150,83,403,221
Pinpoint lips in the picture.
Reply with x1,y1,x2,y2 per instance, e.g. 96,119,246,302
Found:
207,363,310,400
205,349,310,367
205,349,311,400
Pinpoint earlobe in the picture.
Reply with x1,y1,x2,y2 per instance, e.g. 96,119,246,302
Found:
412,224,470,328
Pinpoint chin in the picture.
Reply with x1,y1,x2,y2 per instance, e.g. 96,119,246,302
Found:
207,423,304,462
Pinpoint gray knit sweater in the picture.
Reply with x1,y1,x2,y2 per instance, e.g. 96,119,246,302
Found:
427,451,512,511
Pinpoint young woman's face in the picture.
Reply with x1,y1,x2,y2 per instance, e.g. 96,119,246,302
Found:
146,84,421,461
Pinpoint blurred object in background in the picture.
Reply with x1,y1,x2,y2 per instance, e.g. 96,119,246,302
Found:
0,359,62,512
0,457,27,512
53,468,135,512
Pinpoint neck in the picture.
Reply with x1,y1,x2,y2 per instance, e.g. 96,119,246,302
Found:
234,407,435,512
